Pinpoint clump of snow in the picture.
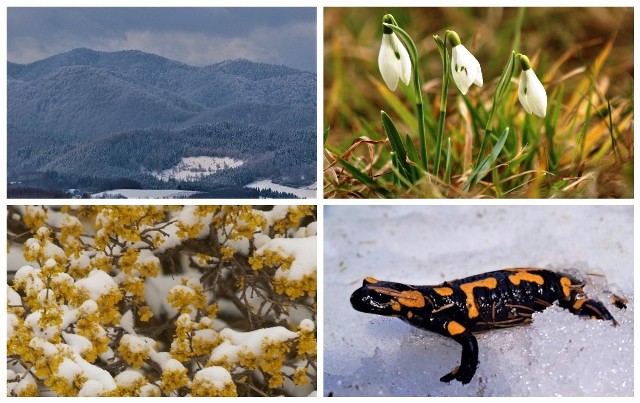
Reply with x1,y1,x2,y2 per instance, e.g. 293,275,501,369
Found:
256,236,317,281
140,383,161,396
261,206,292,227
29,337,58,357
114,370,144,387
14,265,45,294
8,372,37,396
193,366,233,389
162,358,186,372
7,313,19,338
25,312,58,340
42,241,65,261
152,156,244,182
79,379,108,397
137,249,159,268
62,332,93,356
8,286,22,306
69,251,93,273
75,270,118,300
121,334,153,355
72,352,116,392
120,310,136,335
209,327,298,365
299,319,315,332
37,288,55,304
56,358,83,383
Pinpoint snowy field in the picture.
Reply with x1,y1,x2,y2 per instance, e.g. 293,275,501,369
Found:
91,189,201,199
323,206,633,397
151,156,244,181
245,180,317,199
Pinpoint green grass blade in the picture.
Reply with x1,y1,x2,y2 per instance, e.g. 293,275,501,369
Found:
381,111,412,180
405,133,422,181
470,127,510,185
444,137,452,185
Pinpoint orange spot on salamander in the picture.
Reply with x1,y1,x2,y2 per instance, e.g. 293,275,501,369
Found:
560,277,572,297
364,277,379,284
447,321,466,336
573,298,587,310
459,277,498,318
508,270,544,286
434,287,454,296
368,286,426,308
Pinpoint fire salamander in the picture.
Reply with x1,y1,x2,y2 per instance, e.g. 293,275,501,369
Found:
350,268,620,384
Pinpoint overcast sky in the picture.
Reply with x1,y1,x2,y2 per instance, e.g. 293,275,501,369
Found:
8,8,317,72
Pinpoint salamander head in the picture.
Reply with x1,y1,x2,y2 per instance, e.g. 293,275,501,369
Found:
350,277,431,317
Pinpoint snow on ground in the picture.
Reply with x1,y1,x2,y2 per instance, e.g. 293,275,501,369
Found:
245,180,317,199
151,156,244,182
91,189,201,199
323,206,633,397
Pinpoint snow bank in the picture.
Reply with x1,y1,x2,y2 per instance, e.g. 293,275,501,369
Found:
245,179,317,199
151,156,244,181
91,189,201,199
323,205,633,396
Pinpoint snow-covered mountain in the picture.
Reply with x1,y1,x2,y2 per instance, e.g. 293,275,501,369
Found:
8,49,317,198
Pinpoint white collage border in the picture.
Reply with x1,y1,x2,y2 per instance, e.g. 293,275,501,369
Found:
1,0,638,400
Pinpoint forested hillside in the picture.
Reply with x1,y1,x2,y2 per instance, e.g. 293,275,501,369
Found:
8,49,317,198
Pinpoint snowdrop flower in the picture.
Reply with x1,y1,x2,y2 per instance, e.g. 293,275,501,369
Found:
449,31,483,95
518,55,547,118
378,14,411,91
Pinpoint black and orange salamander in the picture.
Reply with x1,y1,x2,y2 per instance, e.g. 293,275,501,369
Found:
350,268,622,384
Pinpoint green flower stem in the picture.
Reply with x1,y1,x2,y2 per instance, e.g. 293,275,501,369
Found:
469,51,519,188
383,21,428,171
433,31,453,175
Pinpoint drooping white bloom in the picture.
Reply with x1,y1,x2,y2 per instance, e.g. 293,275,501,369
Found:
450,44,483,95
378,29,411,91
518,63,547,118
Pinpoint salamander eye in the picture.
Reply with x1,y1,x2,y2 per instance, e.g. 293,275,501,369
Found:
363,277,379,285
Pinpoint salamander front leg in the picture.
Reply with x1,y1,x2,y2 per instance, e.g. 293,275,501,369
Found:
562,297,618,326
439,321,478,384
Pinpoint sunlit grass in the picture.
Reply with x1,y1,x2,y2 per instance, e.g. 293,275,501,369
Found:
324,7,633,198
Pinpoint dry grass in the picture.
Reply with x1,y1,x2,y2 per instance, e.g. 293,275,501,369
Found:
324,7,633,198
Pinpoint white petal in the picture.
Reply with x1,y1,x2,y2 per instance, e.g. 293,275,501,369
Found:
472,58,483,87
518,71,532,114
519,69,547,117
451,45,482,95
392,33,411,86
378,34,400,91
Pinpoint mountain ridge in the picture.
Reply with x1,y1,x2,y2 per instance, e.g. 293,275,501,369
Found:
8,47,316,137
8,48,317,197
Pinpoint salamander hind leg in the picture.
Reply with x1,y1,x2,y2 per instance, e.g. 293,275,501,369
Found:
439,321,479,384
